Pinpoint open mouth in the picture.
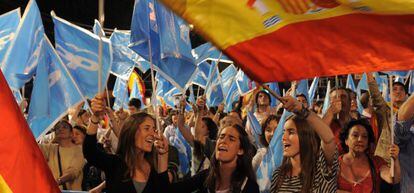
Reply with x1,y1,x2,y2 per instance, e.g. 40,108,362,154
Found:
145,138,154,144
217,146,228,152
283,144,291,150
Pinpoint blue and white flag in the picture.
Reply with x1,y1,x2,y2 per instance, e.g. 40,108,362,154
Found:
0,8,20,63
322,80,332,115
205,61,224,107
192,42,232,65
308,77,319,104
221,64,237,98
357,73,369,92
12,89,23,104
296,79,309,105
257,109,292,193
235,69,255,96
130,0,196,92
346,74,363,114
409,71,414,94
130,80,143,102
163,87,181,108
382,70,410,79
113,77,129,110
247,110,263,149
27,36,84,139
1,0,44,89
224,81,240,113
265,82,280,107
192,61,210,88
169,127,192,176
92,19,105,37
110,30,150,76
53,13,112,99
189,85,196,104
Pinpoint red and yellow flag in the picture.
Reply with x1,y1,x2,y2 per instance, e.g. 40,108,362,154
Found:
160,0,414,82
0,71,60,192
128,71,146,104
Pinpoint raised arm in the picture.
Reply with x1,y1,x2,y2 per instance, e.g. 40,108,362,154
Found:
177,98,195,146
397,94,414,121
367,73,389,111
282,96,337,164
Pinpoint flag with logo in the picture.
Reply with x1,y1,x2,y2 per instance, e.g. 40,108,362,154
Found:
0,8,20,64
159,0,414,83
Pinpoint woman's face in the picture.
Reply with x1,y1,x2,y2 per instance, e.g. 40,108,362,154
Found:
282,120,300,158
265,120,278,144
135,117,156,152
72,129,85,145
215,127,243,163
346,125,369,153
199,121,209,138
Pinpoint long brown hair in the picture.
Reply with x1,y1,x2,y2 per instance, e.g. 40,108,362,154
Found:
273,115,320,193
116,112,155,177
205,124,256,193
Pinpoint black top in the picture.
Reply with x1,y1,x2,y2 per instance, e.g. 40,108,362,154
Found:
167,169,260,193
83,134,169,193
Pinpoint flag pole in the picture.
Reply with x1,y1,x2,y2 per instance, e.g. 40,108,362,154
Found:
98,0,105,95
389,75,395,180
120,79,128,110
261,84,284,104
335,75,340,119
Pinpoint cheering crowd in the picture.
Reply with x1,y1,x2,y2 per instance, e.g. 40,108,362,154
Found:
34,73,413,193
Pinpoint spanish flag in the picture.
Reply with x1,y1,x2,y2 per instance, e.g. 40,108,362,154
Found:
128,71,146,104
159,0,414,82
0,71,60,192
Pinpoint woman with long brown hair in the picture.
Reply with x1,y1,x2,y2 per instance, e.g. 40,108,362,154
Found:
270,96,338,193
83,94,169,193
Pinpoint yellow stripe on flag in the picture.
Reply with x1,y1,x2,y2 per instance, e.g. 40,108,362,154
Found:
0,175,13,193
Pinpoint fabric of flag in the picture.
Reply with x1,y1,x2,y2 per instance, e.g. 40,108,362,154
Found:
92,19,105,37
169,127,192,176
357,73,369,92
221,64,238,98
163,87,181,108
265,82,280,107
191,61,210,88
296,79,309,105
382,70,410,79
53,13,112,99
160,0,414,83
128,71,146,104
130,0,196,91
0,8,20,64
0,48,61,193
110,30,149,79
235,69,256,96
256,109,292,193
409,71,414,93
346,74,364,114
322,80,332,115
308,77,319,104
12,89,23,104
113,77,129,110
246,110,263,149
192,42,233,65
205,61,224,107
188,85,196,104
225,81,240,113
130,80,143,103
1,0,44,89
27,36,84,139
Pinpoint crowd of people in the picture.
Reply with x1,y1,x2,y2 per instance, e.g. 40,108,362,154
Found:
35,72,413,193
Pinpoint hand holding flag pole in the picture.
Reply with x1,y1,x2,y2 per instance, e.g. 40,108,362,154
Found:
97,0,105,95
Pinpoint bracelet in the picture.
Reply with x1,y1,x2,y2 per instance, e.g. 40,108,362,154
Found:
90,118,100,125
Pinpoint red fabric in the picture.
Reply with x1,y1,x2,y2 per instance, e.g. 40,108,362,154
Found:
338,155,386,193
225,14,414,83
0,71,60,193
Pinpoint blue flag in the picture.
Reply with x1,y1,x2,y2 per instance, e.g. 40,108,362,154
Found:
265,82,280,107
169,127,192,176
53,13,112,99
130,80,143,103
113,77,129,110
382,70,410,79
322,80,332,115
296,79,309,105
0,8,20,64
409,71,414,94
247,110,263,149
189,86,196,104
257,109,292,193
308,77,319,105
205,61,224,107
110,30,150,76
1,0,44,89
346,74,363,114
235,69,255,96
221,65,238,98
27,36,84,139
92,19,105,37
192,42,232,65
130,0,196,91
357,73,369,92
192,62,210,88
225,81,240,113
12,89,23,104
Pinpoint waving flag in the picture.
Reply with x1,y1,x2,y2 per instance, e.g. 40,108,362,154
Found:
53,13,112,99
1,0,44,89
0,62,60,193
308,77,319,104
130,0,196,91
192,61,210,88
265,82,280,107
27,36,84,139
160,0,414,83
128,71,146,104
168,127,192,176
92,19,105,37
257,109,292,193
221,64,238,97
110,30,149,78
205,61,224,107
322,80,332,115
346,74,364,114
113,77,129,110
247,110,263,148
192,42,233,65
409,71,414,94
12,89,23,104
0,8,20,63
235,69,256,96
225,81,240,112
296,79,309,105
188,85,196,104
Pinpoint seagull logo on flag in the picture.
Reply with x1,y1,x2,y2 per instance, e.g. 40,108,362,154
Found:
56,42,99,71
